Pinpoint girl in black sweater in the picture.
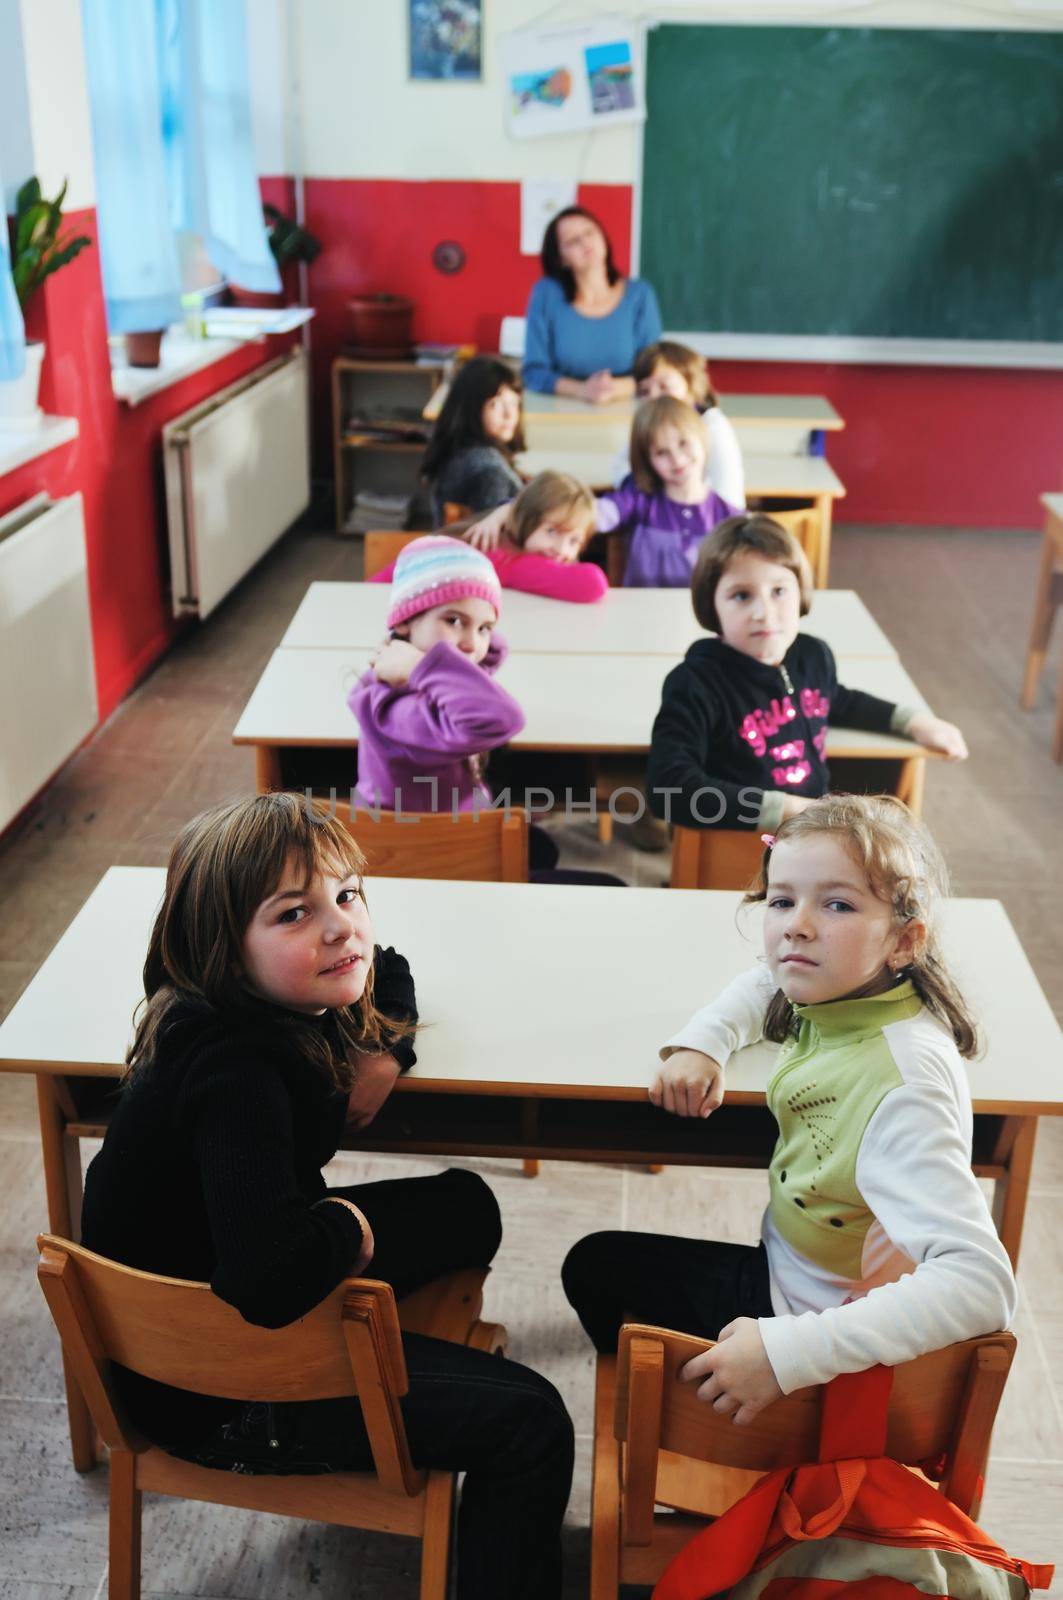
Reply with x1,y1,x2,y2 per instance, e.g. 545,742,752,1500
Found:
80,793,572,1600
646,515,969,832
422,356,525,525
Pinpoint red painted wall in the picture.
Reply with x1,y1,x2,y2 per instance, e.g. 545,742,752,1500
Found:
297,176,1061,530
0,204,297,722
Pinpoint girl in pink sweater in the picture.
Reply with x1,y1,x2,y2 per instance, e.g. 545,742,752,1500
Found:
370,474,607,604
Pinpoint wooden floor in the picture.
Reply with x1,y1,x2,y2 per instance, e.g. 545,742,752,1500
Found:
0,521,1060,1596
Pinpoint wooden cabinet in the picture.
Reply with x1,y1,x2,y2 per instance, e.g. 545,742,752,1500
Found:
331,357,445,535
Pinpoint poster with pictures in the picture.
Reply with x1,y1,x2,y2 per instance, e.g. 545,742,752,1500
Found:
409,0,482,81
499,18,644,140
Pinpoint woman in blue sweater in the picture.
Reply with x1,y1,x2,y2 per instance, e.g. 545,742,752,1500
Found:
522,206,662,402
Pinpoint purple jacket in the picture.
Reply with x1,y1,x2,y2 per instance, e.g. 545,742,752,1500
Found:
348,637,525,813
597,477,737,588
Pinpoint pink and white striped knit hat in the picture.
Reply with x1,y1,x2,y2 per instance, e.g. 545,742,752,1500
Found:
386,535,503,631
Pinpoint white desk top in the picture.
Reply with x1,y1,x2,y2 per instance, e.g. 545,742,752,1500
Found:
281,584,898,661
232,648,927,758
515,448,846,499
1,868,1058,1116
425,387,844,429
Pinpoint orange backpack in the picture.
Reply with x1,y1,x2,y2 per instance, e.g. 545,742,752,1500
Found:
653,1364,1053,1600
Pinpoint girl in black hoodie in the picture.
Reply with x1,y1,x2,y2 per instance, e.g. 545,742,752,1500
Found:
646,515,968,832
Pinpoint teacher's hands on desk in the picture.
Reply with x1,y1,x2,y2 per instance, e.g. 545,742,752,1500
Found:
557,370,637,405
649,1048,725,1119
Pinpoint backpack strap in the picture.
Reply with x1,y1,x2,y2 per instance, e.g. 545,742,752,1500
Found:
817,1364,892,1462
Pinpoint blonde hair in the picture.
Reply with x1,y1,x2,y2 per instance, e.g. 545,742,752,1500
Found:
126,793,412,1090
692,513,814,632
744,794,978,1058
629,395,706,494
508,471,596,549
633,340,716,410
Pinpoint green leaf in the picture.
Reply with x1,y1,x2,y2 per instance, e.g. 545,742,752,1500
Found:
15,176,41,218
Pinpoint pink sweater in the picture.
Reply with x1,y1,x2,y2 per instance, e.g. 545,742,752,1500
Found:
370,545,608,604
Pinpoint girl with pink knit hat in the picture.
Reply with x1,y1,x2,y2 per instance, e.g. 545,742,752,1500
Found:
349,536,625,884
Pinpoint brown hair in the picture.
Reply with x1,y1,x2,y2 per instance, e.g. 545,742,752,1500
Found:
691,513,814,633
628,395,706,494
125,793,412,1090
540,205,621,302
633,340,717,410
507,472,596,549
744,794,978,1058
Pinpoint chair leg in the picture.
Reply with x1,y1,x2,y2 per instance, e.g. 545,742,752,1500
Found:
590,1356,622,1600
419,1469,455,1600
523,1158,540,1178
108,1450,142,1600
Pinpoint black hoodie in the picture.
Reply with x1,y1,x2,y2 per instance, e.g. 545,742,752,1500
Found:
646,633,904,830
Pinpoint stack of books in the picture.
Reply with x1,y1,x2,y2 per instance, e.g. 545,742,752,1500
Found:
343,490,411,536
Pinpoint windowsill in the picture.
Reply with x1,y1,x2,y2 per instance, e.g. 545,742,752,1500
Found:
0,414,79,478
111,310,315,408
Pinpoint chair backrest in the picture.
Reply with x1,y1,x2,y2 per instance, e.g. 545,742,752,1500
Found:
335,800,529,882
670,824,764,892
37,1234,421,1494
770,505,823,587
442,502,474,526
615,1324,1016,1541
363,530,421,579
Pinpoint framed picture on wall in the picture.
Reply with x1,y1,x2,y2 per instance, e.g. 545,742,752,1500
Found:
409,0,482,81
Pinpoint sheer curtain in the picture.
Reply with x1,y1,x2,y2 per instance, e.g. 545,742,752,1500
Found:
0,156,27,379
82,0,184,333
82,0,277,334
158,0,280,293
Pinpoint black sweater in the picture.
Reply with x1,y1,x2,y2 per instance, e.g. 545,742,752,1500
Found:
80,945,416,1445
646,633,901,830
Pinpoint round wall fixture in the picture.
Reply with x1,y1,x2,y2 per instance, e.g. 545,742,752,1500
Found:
432,240,466,275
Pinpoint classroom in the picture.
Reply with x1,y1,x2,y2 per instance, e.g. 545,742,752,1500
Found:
1,2,1062,1597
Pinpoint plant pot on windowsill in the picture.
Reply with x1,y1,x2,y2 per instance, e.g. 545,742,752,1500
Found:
125,330,165,369
0,341,47,430
347,294,415,355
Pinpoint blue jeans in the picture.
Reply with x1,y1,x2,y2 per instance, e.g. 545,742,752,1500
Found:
177,1169,574,1600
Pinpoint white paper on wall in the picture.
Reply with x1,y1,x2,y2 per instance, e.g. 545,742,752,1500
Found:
499,17,645,141
520,177,578,254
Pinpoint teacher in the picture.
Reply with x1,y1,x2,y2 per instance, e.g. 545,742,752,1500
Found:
522,206,662,403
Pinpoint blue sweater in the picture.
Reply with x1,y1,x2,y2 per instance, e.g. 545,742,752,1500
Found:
522,276,663,393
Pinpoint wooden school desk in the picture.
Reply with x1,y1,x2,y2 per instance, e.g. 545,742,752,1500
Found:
281,583,899,661
513,448,845,586
233,648,933,806
2,868,1058,1468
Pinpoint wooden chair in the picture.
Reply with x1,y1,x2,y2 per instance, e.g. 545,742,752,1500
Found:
590,1323,1016,1598
37,1233,507,1600
769,504,826,587
442,502,473,526
669,823,764,891
334,800,528,883
363,530,421,579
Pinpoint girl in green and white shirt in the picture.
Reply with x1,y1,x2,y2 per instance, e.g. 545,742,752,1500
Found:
561,794,1016,1425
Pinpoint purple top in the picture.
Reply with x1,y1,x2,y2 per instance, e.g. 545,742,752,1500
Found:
347,637,525,814
597,477,738,588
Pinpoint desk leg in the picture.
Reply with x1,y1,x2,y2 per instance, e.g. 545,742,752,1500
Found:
36,1077,97,1472
255,746,284,793
896,756,926,816
991,1116,1037,1271
815,494,833,588
1020,530,1058,709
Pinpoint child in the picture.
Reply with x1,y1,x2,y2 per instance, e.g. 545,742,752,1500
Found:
562,794,1017,1422
80,793,574,1597
472,396,739,589
421,355,526,525
646,513,968,832
370,474,607,603
619,339,746,509
352,536,624,884
351,536,524,815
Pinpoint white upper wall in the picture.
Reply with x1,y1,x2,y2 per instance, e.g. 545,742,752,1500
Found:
249,0,1063,182
18,0,95,209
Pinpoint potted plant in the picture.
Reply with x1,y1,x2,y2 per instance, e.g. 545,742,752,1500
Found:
0,177,91,428
228,203,322,309
347,292,416,355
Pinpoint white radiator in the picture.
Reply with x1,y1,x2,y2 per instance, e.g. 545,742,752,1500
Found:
163,348,310,620
0,492,98,833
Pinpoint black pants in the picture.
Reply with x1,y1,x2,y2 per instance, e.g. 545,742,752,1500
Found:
561,1229,775,1353
528,822,627,888
185,1169,574,1600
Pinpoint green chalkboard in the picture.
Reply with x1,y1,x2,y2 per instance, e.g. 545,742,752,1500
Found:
640,25,1063,343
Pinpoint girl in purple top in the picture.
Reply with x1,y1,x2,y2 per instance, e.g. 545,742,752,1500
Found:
597,395,737,587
